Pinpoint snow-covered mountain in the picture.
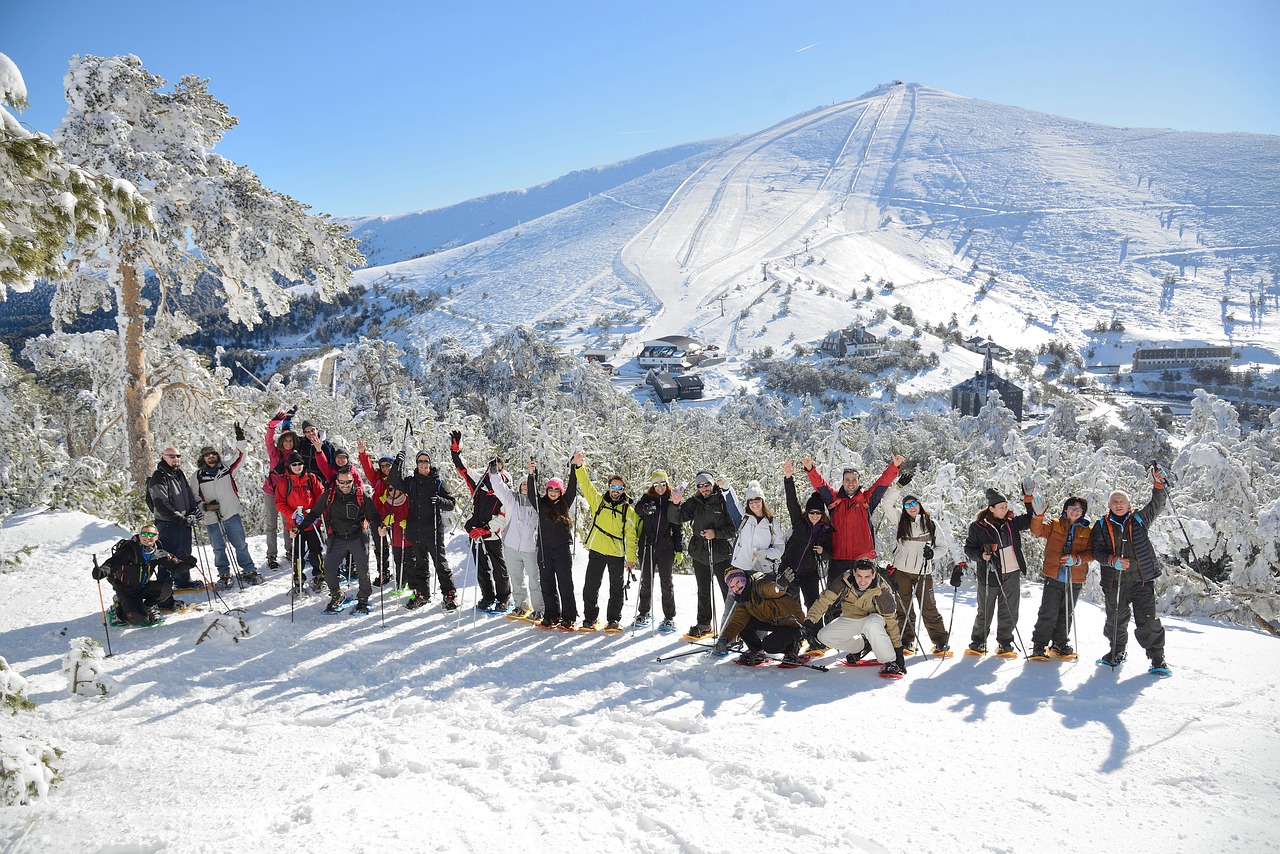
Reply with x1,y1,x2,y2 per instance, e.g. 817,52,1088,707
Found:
350,82,1280,402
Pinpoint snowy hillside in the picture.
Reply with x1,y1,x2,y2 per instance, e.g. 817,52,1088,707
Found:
2,509,1278,852
350,83,1280,403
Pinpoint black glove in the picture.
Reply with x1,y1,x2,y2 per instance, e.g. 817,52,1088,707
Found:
273,410,286,420
777,565,795,586
898,470,914,487
895,647,907,671
92,565,108,580
950,561,965,587
184,511,201,525
179,555,198,570
234,422,245,441
286,405,298,417
922,544,934,561
802,621,819,643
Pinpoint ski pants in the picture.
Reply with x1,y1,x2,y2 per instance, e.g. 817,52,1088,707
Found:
323,535,372,602
504,545,543,612
406,535,453,598
893,570,948,649
204,513,257,579
291,528,324,582
1031,576,1082,649
539,543,576,625
738,617,803,655
469,536,511,605
792,570,824,612
692,555,732,627
114,579,172,625
263,494,292,565
1101,570,1166,661
819,614,895,663
972,569,1021,647
156,520,194,581
637,547,676,621
582,550,625,625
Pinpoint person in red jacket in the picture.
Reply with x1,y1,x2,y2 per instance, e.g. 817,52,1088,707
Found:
357,437,399,583
274,452,326,593
374,484,412,587
801,453,904,587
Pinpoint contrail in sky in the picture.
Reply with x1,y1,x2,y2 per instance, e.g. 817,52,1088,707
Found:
796,43,819,52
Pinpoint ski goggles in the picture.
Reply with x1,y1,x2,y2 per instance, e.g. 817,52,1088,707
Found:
903,500,919,509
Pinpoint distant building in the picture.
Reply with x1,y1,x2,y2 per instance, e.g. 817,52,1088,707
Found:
674,374,705,400
645,369,679,403
950,348,1025,422
637,335,705,373
963,336,1013,362
1131,344,1234,373
818,325,883,358
581,348,616,374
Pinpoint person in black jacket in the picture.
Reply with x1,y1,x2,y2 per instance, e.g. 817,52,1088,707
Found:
633,471,682,630
297,420,336,481
93,525,196,624
1091,467,1170,671
146,446,201,589
528,461,579,630
779,460,834,610
669,471,737,639
298,466,386,614
963,487,1034,657
450,431,512,611
388,450,457,612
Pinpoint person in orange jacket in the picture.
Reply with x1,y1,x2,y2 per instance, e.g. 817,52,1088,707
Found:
1027,490,1093,661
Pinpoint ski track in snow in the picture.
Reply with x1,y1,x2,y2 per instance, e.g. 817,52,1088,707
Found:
1,508,1278,853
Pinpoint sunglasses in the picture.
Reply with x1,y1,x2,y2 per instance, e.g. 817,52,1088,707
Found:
696,481,712,489
807,509,823,516
290,462,305,467
336,480,354,486
903,500,919,509
547,487,562,493
163,453,181,459
139,532,159,539
416,459,431,465
652,481,668,488
608,485,625,492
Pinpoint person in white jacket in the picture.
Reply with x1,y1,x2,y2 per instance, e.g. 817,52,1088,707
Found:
189,424,263,589
728,481,785,574
882,480,951,657
489,461,545,621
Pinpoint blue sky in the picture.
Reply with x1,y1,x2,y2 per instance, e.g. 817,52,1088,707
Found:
4,1,1277,217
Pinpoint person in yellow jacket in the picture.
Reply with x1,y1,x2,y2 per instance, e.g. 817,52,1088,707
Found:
803,559,907,677
572,452,639,632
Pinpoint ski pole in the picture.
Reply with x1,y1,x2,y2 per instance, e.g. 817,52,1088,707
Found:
190,521,215,607
655,639,738,662
212,509,245,590
93,555,114,658
1105,563,1123,669
379,528,388,627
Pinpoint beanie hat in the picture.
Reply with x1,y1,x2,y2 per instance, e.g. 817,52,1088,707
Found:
744,480,764,502
985,488,1007,507
902,494,921,508
725,568,748,588
650,470,669,484
415,450,432,463
333,448,348,460
693,471,715,486
378,456,394,465
546,477,565,492
299,420,315,431
288,452,304,466
805,492,827,514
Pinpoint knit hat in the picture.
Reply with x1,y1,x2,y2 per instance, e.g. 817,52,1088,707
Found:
902,494,921,508
693,471,714,487
415,450,432,463
805,492,827,514
725,568,748,588
546,477,565,492
333,447,349,460
299,420,315,431
984,488,1007,507
650,470,669,484
377,456,394,466
744,480,764,502
288,452,304,466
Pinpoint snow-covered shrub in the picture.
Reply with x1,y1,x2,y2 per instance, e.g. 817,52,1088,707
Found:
196,612,252,645
62,637,117,697
0,735,63,806
0,656,35,714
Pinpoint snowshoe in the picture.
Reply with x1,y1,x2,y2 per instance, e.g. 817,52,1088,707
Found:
481,601,512,615
557,621,577,631
932,644,955,659
350,600,372,616
536,617,558,629
506,607,534,621
578,620,599,633
901,644,917,656
602,621,623,634
965,643,987,657
267,557,280,570
216,575,234,591
442,591,458,612
1027,647,1052,662
734,651,768,667
172,579,205,595
241,571,265,586
476,598,496,612
657,619,678,634
1047,643,1078,662
804,640,831,658
1097,650,1127,668
106,606,165,628
841,656,881,668
778,652,812,670
633,614,654,629
310,575,325,593
405,593,432,611
156,598,191,614
994,644,1019,659
323,594,354,614
681,624,714,642
879,662,906,680
1148,659,1172,677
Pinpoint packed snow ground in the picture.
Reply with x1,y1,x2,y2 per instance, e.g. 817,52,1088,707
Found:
1,508,1278,853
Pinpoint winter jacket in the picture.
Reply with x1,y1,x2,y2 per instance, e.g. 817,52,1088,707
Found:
634,491,681,559
100,537,196,594
262,413,291,496
452,448,506,541
669,486,736,564
964,502,1034,576
730,514,785,573
1092,486,1167,583
358,451,390,500
529,472,578,553
1030,513,1094,584
881,484,936,576
387,460,456,542
298,435,335,480
573,464,638,563
804,568,903,647
722,572,805,643
374,490,412,548
274,470,326,531
779,475,833,577
490,471,539,554
805,462,899,561
190,440,248,522
147,459,198,524
316,454,364,491
300,483,382,541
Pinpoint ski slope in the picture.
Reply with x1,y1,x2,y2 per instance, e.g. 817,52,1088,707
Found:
2,509,1278,853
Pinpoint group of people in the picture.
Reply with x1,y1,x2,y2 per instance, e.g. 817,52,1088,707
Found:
93,412,1175,679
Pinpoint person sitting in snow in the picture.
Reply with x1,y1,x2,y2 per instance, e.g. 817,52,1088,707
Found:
713,568,807,666
93,524,197,625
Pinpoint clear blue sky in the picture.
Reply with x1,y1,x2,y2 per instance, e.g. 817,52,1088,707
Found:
4,0,1277,217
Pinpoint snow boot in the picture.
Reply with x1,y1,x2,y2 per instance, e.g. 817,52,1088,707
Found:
323,593,346,614
1028,645,1050,661
351,600,371,616
405,592,432,611
633,614,653,629
1148,657,1172,677
965,642,988,657
216,574,234,590
1048,642,1078,661
658,619,677,633
1097,650,1127,668
879,661,906,679
995,644,1018,659
932,643,955,658
735,650,768,666
442,591,458,612
602,621,623,634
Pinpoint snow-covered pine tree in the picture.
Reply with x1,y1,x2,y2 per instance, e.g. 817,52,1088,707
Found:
62,637,116,697
0,656,35,714
52,54,364,487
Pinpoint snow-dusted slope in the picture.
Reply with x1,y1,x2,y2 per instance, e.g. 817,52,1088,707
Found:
2,508,1278,852
352,83,1280,394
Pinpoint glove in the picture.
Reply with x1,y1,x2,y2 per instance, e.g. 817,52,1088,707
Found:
1032,494,1047,515
895,648,907,671
1152,464,1168,487
1058,554,1080,567
802,621,819,643
185,511,201,525
674,552,683,566
1021,476,1036,496
92,565,108,580
293,509,305,526
950,561,966,587
885,564,896,576
286,405,298,417
468,527,491,540
898,470,914,487
712,640,729,656
922,544,934,561
776,565,795,586
273,410,285,420
449,430,461,453
234,422,245,441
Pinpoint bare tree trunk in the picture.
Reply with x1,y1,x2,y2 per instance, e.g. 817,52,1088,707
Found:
120,261,153,488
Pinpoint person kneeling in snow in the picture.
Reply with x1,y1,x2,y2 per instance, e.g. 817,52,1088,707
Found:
803,559,906,677
712,568,807,666
93,525,197,625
